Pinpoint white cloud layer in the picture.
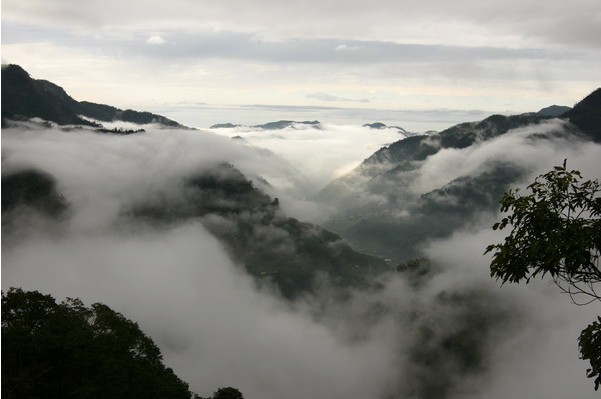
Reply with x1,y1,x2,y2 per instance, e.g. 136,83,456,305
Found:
2,120,600,398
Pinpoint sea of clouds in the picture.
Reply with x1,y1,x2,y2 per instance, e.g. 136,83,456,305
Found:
2,119,600,398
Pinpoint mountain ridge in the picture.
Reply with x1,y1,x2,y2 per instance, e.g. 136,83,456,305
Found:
318,89,600,260
1,64,188,129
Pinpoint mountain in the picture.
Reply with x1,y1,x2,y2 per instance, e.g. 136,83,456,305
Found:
256,120,321,130
1,64,187,129
130,163,389,299
537,104,571,117
318,96,599,261
210,123,242,129
562,88,601,142
1,162,389,300
363,122,408,134
1,65,93,126
210,120,322,130
326,162,526,260
319,112,549,205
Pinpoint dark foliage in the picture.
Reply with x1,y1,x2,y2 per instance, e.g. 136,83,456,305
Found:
2,288,193,399
95,127,146,135
580,318,601,390
212,387,244,399
194,387,244,399
486,161,601,389
486,161,601,302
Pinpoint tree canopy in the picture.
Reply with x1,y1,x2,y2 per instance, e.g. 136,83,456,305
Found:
486,160,601,303
2,288,193,399
486,161,601,389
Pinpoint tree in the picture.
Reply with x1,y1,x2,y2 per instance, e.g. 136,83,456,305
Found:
2,288,193,399
194,387,244,399
212,387,244,399
486,160,601,389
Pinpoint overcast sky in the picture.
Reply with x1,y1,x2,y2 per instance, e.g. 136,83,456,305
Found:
2,0,600,129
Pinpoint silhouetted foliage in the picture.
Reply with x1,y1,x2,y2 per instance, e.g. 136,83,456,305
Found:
580,317,601,390
95,127,146,135
2,288,193,399
486,161,601,389
194,387,244,399
212,387,244,399
486,161,601,302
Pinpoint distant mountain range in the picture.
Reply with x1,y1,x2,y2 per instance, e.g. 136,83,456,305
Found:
211,120,414,134
1,64,187,129
363,122,409,134
211,120,322,130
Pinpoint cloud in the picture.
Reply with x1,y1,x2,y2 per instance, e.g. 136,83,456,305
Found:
146,34,166,45
420,226,597,399
0,125,398,398
2,26,564,64
335,44,363,51
2,0,598,122
3,220,401,399
2,120,600,399
306,92,370,103
411,119,601,195
2,0,600,50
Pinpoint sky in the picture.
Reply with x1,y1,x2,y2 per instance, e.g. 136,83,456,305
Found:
2,0,601,130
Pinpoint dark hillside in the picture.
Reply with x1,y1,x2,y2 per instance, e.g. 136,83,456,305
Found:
131,163,389,299
1,65,93,126
562,88,601,141
1,64,187,129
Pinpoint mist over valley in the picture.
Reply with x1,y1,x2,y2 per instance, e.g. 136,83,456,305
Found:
2,64,600,399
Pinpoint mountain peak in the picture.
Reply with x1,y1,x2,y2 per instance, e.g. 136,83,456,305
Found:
2,64,188,129
536,105,571,117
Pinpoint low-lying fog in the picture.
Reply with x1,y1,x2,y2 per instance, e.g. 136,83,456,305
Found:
2,120,599,398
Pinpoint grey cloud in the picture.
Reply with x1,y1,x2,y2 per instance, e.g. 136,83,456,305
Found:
2,23,564,64
3,0,600,50
306,92,370,103
4,17,577,65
